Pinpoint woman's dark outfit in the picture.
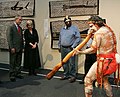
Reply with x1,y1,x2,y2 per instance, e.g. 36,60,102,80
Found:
24,28,41,75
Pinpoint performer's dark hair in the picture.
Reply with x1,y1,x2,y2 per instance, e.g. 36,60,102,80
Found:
88,15,105,27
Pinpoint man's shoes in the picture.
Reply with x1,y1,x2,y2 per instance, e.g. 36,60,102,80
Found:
60,76,69,80
10,77,16,82
15,75,24,79
28,72,32,76
68,77,76,83
79,81,84,84
0,80,2,84
28,72,37,76
33,72,37,76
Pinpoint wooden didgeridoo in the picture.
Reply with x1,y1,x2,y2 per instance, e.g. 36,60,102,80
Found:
46,29,95,80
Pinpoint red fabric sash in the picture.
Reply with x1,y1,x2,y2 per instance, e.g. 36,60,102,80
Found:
96,53,118,87
97,53,118,76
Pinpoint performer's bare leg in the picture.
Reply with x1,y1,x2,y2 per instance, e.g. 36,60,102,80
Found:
103,77,113,97
84,76,94,97
84,62,97,97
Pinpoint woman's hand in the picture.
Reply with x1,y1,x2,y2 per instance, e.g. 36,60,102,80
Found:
32,44,36,49
29,42,36,49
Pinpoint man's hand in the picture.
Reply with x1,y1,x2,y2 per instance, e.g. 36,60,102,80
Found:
22,49,24,52
11,48,15,53
70,47,73,50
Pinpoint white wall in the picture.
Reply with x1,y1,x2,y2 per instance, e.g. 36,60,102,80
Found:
99,0,120,53
0,0,120,74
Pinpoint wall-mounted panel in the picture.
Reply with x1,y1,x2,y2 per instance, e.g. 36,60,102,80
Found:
49,0,99,18
0,0,35,18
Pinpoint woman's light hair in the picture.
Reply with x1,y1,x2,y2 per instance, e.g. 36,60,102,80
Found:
26,20,33,27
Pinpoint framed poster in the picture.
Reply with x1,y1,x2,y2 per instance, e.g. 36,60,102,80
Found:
0,0,35,18
0,19,34,50
50,20,89,49
49,0,99,18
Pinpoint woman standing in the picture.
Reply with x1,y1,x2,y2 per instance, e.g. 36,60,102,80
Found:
24,20,41,75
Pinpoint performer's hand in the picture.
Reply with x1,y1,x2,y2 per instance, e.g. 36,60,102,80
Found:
73,49,84,56
77,50,84,54
72,49,81,56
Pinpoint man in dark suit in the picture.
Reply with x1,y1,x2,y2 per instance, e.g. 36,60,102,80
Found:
6,15,24,82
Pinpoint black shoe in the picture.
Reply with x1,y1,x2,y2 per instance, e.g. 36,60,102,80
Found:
0,80,2,84
33,72,37,76
69,77,76,83
28,72,32,76
16,75,24,79
10,77,16,82
79,81,84,84
60,76,69,80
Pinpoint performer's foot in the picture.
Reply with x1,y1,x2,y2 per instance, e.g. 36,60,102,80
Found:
69,77,76,83
85,93,92,97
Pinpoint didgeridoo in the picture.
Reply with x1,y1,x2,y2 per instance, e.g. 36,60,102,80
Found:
46,29,95,80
